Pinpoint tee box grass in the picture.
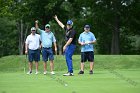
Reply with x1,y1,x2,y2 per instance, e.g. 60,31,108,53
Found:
0,55,140,93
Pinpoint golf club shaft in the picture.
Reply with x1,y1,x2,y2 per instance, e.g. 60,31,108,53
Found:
24,54,27,73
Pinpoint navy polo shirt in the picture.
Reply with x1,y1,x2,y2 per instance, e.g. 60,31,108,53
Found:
64,27,76,45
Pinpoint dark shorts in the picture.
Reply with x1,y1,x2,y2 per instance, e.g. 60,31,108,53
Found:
42,47,54,62
81,51,94,63
28,49,40,62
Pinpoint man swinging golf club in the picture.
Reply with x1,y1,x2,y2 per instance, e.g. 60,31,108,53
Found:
25,27,41,75
54,15,76,76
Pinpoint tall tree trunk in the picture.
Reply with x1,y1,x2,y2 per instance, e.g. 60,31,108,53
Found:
111,15,120,54
22,24,28,54
17,21,21,55
17,20,24,55
20,20,24,55
58,41,63,55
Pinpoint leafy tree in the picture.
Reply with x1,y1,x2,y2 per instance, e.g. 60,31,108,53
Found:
0,17,18,57
0,0,140,57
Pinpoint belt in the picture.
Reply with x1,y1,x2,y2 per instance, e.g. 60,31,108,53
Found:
43,47,51,49
28,49,39,51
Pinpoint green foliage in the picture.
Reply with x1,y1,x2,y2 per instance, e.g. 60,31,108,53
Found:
0,0,14,17
0,17,18,57
0,0,140,56
90,0,140,54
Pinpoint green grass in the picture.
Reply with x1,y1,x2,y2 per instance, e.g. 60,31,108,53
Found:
0,55,140,93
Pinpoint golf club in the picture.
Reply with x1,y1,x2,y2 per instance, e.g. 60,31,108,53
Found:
24,54,27,73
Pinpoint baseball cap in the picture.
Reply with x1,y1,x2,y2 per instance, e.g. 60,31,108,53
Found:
67,20,73,25
84,25,90,28
45,24,50,28
31,27,36,31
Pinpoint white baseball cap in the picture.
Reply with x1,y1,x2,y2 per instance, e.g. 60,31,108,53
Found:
31,27,36,31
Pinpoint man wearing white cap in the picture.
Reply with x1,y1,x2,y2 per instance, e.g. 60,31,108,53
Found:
35,21,57,75
25,27,41,75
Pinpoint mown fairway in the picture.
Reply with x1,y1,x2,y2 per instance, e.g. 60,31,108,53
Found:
0,55,140,93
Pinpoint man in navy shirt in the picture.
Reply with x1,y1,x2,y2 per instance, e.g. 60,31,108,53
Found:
54,15,76,76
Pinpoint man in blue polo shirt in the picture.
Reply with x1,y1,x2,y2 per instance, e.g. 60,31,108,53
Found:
78,25,96,74
35,21,57,75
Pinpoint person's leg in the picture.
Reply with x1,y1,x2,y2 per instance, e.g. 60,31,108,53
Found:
65,52,73,73
65,49,69,73
78,63,85,74
90,62,94,71
66,45,75,73
34,49,40,74
89,62,94,74
29,62,33,72
64,50,73,76
48,48,55,74
63,44,76,76
35,62,39,74
88,52,94,74
27,49,33,74
50,60,55,75
80,52,86,71
42,48,48,74
78,52,86,74
81,63,85,71
70,45,76,72
44,62,47,72
50,60,54,72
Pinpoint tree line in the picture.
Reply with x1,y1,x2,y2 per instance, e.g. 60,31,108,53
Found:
0,0,140,57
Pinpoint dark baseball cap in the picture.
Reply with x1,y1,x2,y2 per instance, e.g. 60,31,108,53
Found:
84,25,90,28
67,20,73,25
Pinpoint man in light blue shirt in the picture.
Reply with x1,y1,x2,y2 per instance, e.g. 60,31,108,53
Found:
78,25,96,74
35,21,57,75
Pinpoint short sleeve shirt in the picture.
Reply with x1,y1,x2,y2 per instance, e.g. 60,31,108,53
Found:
64,27,76,45
78,31,96,52
37,29,56,48
25,34,40,50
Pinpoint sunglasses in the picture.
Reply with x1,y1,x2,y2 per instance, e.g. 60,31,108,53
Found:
85,27,90,28
67,24,72,26
45,27,50,29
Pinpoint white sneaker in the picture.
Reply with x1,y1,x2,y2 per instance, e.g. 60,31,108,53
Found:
35,71,39,75
27,71,32,75
44,71,47,75
50,71,55,75
63,72,74,76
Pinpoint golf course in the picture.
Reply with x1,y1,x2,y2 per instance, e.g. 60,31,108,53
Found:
0,55,140,93
0,0,140,93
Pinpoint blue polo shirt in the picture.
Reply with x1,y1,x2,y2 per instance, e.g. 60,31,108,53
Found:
38,29,56,48
78,31,96,52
